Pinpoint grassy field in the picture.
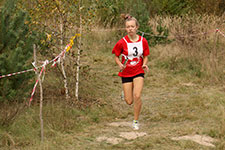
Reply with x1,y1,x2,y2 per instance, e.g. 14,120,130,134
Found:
1,20,225,149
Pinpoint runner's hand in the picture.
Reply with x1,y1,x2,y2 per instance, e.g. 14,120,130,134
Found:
119,63,125,71
142,65,149,72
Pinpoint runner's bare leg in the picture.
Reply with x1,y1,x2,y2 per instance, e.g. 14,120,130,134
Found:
123,82,133,105
133,77,144,120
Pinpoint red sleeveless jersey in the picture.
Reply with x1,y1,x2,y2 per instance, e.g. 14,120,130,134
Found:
112,35,150,77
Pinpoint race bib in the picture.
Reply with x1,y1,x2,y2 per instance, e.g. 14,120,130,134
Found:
123,37,143,66
127,41,143,60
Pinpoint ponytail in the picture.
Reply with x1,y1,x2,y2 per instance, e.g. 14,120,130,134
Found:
120,13,139,27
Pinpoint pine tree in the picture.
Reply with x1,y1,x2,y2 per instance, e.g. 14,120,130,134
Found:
0,0,39,102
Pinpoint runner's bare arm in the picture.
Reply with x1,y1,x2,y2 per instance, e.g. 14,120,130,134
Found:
114,56,125,71
142,56,149,72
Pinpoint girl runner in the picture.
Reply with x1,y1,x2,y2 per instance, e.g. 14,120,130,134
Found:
112,14,150,130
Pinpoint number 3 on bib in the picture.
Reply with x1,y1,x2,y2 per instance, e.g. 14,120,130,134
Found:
133,47,138,57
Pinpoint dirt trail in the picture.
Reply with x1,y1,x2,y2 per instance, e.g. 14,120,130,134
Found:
95,120,216,147
96,121,147,145
91,81,218,148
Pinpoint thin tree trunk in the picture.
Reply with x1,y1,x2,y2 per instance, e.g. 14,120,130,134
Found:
33,44,44,142
60,15,70,99
76,0,82,100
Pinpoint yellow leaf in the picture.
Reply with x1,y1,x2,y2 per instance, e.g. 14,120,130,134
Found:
46,33,51,41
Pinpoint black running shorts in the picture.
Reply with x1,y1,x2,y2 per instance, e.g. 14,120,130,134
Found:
121,73,144,83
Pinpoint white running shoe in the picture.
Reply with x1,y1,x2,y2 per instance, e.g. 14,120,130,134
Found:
132,120,139,130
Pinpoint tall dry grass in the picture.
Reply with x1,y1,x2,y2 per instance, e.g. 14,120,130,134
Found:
1,14,225,149
149,14,225,82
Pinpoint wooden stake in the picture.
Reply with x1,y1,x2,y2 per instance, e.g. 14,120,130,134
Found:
33,44,44,142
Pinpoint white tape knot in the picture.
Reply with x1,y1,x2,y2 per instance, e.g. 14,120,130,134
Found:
43,60,49,67
32,62,37,69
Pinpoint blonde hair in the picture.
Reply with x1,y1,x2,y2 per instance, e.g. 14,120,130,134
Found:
120,14,139,27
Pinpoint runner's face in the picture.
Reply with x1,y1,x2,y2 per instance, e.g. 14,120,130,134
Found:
125,20,138,37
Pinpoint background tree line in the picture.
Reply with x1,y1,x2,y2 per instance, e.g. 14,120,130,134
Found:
0,0,224,102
